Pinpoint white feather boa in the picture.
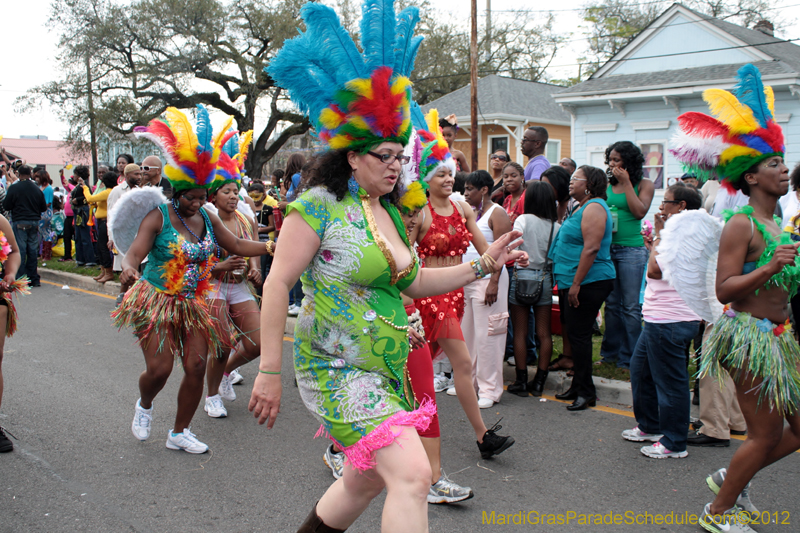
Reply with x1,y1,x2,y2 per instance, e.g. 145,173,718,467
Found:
656,210,724,323
108,187,168,254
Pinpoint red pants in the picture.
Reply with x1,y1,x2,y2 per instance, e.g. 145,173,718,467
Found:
405,304,440,438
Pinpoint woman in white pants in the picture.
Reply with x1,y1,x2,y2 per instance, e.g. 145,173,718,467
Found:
462,170,512,407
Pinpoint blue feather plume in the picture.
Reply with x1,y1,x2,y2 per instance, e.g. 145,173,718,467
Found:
403,36,423,78
394,7,420,76
361,0,396,71
195,105,213,153
222,131,239,158
410,101,427,131
267,33,338,120
734,64,772,128
303,3,366,85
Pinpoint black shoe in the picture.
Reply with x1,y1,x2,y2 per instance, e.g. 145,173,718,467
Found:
0,427,13,453
687,429,729,447
731,429,747,436
691,418,704,431
555,388,577,401
527,369,549,397
477,419,515,459
566,396,596,411
507,369,528,397
30,282,41,287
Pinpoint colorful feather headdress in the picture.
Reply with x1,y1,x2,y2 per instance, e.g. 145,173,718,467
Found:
213,130,254,193
134,105,236,193
267,0,423,153
670,64,784,190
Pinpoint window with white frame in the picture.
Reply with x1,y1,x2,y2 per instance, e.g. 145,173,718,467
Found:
545,139,561,164
639,141,666,189
587,146,607,169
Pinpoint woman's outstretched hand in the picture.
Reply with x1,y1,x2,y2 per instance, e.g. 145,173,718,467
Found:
486,230,529,268
249,373,282,429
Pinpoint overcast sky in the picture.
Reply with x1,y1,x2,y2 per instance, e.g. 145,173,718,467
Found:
2,0,797,141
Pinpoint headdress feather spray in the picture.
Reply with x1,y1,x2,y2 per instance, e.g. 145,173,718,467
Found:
670,64,784,190
267,0,423,152
213,129,253,193
134,105,236,193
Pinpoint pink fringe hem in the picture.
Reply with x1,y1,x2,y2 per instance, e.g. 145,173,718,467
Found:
314,398,437,473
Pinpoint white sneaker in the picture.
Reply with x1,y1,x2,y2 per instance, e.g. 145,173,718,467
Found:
640,441,688,459
621,426,663,442
204,395,227,418
229,368,244,385
219,374,237,401
433,373,452,393
288,305,300,317
477,397,494,409
166,428,209,454
131,398,153,441
446,386,457,396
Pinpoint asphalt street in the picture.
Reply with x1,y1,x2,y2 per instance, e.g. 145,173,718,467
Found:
1,283,798,533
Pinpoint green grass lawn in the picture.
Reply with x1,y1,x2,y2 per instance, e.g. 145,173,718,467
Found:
38,258,111,279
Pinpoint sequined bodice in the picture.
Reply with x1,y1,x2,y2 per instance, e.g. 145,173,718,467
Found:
417,200,472,259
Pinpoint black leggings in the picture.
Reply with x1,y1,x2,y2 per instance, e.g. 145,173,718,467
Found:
559,279,613,399
95,218,113,268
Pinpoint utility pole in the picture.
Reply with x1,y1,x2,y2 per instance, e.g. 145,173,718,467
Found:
86,54,98,185
486,0,491,60
470,0,478,171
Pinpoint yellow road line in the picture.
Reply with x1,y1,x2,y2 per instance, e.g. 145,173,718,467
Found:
41,279,116,300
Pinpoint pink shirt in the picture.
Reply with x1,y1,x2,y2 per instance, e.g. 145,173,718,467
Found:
642,256,701,323
63,183,75,216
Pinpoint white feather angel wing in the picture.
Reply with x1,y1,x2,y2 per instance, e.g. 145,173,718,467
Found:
108,187,168,254
656,210,724,323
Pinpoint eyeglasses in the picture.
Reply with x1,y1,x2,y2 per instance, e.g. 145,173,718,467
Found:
569,177,586,183
367,151,411,165
521,138,539,144
490,155,507,161
140,166,161,171
661,200,680,206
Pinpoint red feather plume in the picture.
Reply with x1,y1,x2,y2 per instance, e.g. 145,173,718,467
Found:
678,112,730,139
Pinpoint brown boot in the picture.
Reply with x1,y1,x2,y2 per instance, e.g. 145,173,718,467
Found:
297,502,347,533
92,267,104,281
97,267,115,284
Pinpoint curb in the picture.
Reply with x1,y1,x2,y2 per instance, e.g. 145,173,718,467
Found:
40,267,121,297
503,364,633,407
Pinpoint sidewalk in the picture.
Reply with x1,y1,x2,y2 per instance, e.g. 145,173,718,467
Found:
40,267,633,403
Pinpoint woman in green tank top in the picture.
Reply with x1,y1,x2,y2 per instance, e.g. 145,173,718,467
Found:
599,141,654,369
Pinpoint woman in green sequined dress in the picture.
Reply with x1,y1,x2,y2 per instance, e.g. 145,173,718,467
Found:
249,142,526,532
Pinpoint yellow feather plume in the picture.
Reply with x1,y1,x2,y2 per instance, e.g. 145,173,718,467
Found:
210,116,235,164
765,86,775,116
347,78,374,99
703,89,759,134
320,108,346,130
720,145,759,165
236,130,253,168
165,108,199,163
399,181,427,213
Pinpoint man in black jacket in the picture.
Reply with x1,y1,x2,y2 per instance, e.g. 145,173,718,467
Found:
3,165,46,286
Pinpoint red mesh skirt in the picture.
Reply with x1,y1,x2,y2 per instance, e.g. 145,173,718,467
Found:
414,289,465,360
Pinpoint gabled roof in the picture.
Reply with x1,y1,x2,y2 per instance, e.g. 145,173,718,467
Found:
556,3,800,98
0,138,88,166
422,74,570,124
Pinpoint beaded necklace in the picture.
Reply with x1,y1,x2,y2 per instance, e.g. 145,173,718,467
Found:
171,199,220,285
724,205,800,296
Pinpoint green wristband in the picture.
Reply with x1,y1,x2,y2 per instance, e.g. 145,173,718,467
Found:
258,369,281,375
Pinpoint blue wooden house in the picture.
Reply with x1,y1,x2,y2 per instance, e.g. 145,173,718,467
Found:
553,3,799,205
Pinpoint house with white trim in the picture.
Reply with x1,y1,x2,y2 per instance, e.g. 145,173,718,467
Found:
553,2,799,204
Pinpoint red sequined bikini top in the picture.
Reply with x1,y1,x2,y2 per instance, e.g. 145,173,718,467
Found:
418,200,472,260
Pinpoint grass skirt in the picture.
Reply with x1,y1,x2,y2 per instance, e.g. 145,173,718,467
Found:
1,278,30,337
700,307,800,414
111,279,231,357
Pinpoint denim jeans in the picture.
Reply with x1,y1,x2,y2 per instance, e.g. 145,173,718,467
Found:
289,278,304,307
600,245,648,368
12,220,40,284
630,320,701,452
73,215,96,265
